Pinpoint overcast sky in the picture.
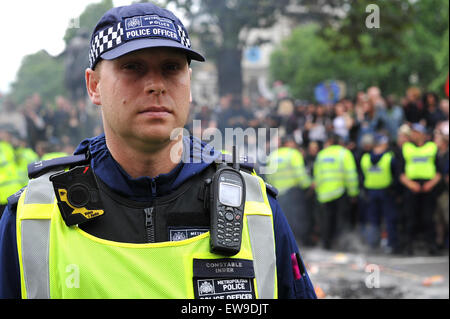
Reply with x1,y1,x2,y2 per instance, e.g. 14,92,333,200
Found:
0,0,137,94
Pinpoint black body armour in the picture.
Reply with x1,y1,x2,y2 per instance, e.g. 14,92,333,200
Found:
79,165,217,244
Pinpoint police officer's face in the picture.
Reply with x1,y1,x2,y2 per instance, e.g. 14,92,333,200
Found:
411,130,423,144
87,47,191,150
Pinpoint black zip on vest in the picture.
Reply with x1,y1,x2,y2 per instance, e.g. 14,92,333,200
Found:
144,207,155,243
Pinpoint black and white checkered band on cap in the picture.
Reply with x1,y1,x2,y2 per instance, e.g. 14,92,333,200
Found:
177,25,191,49
89,22,124,69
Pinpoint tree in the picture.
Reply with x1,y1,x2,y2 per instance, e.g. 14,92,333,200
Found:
63,0,114,45
318,0,449,96
270,24,375,101
270,0,449,100
9,50,66,106
63,0,114,101
404,0,449,95
165,0,291,98
430,27,449,94
319,0,414,64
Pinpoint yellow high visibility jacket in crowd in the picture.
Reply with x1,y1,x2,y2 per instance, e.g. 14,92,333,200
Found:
16,168,278,299
313,145,359,203
15,147,39,188
402,141,438,181
265,147,311,196
41,152,69,161
360,152,394,190
0,141,22,205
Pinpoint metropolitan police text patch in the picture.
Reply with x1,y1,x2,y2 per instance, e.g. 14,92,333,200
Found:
193,259,256,299
168,227,208,242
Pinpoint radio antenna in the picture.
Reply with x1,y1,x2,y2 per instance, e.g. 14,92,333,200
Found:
232,145,240,171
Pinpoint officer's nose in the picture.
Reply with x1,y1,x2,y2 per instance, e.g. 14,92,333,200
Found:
144,70,166,96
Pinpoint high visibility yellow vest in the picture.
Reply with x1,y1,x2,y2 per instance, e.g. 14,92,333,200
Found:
361,152,393,190
0,141,22,204
266,147,311,196
15,147,39,188
0,141,15,164
16,170,278,299
402,142,438,180
41,152,69,161
313,145,359,203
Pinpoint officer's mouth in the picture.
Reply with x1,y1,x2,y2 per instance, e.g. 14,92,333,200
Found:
138,106,172,117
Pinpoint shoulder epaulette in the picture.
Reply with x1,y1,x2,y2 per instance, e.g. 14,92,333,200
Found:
265,182,278,198
7,187,26,210
28,154,89,180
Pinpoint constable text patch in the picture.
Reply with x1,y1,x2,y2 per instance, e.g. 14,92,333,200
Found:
193,259,256,299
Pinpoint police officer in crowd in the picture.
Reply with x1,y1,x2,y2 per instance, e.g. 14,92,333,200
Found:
1,125,56,220
0,126,22,218
265,135,313,246
313,133,359,250
399,123,442,255
0,3,316,299
360,134,398,253
12,135,39,189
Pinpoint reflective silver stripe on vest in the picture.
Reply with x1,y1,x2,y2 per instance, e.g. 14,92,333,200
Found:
241,172,277,299
241,171,264,203
21,220,51,299
21,172,55,299
24,172,55,204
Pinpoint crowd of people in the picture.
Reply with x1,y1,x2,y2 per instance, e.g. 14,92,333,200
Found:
0,93,102,158
0,93,103,212
1,84,449,256
188,85,449,256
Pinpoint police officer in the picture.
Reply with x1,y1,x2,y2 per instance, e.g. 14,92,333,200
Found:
313,133,359,250
0,126,21,218
360,134,398,253
0,3,316,299
399,123,442,255
266,135,311,195
266,135,312,245
11,135,39,189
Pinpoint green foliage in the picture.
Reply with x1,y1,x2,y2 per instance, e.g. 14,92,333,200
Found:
322,0,414,64
270,0,449,101
405,0,449,94
430,27,449,93
9,51,66,106
271,24,385,101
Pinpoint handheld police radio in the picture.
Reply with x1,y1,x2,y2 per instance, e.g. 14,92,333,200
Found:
50,165,105,227
209,146,246,256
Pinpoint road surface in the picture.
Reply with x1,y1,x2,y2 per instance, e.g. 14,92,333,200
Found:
301,246,449,299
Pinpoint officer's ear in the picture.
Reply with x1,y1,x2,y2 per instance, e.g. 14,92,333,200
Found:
86,66,102,106
189,67,193,103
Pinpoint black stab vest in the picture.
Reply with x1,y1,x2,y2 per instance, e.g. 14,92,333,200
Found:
79,165,217,243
